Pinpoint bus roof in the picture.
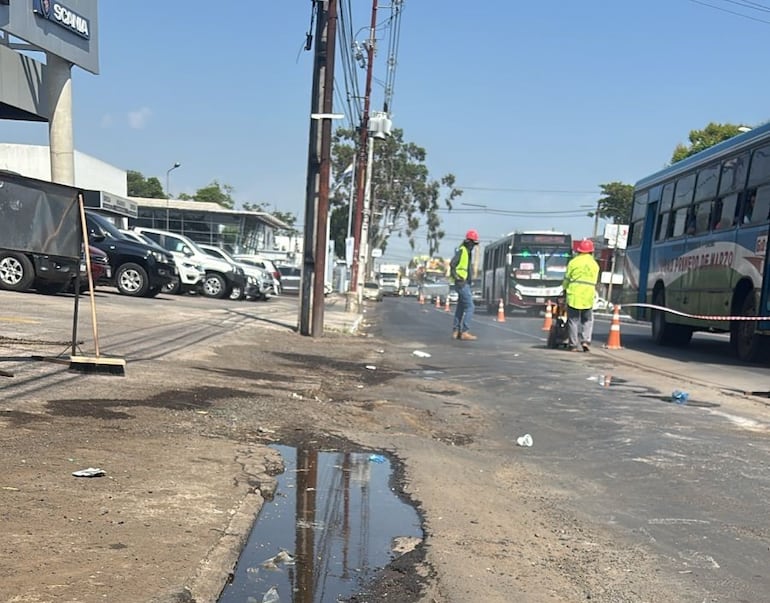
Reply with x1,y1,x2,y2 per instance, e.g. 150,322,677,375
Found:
634,121,770,191
503,230,567,236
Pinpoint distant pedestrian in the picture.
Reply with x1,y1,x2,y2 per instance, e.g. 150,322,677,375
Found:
562,238,600,352
450,229,480,340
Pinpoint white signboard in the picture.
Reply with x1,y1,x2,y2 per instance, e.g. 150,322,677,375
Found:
345,237,355,266
601,272,624,285
371,248,383,258
603,224,629,249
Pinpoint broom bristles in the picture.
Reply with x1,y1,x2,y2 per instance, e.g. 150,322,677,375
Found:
69,355,126,376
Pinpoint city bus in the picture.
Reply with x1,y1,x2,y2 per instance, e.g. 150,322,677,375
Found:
481,230,572,315
623,122,770,361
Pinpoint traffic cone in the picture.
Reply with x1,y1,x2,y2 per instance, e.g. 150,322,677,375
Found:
444,295,451,312
605,305,622,350
496,298,505,322
435,295,441,309
541,300,553,331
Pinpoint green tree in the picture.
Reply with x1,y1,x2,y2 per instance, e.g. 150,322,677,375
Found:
671,122,745,164
192,180,235,209
592,182,634,225
127,170,165,198
329,127,462,257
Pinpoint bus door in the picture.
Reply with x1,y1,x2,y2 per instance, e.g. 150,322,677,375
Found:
758,229,770,331
637,201,658,308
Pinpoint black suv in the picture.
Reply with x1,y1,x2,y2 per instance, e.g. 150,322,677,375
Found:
85,211,176,297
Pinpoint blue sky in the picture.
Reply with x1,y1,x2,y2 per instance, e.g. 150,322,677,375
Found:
5,0,770,264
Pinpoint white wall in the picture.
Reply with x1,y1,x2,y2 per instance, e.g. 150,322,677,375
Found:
0,143,126,195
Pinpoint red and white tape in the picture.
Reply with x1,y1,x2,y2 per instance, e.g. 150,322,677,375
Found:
622,302,764,322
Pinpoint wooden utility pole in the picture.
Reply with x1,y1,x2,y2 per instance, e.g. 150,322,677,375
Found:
300,0,338,337
349,0,378,297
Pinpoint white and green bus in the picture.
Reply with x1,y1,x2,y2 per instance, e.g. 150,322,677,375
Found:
623,123,770,361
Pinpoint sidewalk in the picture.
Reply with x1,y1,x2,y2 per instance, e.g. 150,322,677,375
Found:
322,293,364,334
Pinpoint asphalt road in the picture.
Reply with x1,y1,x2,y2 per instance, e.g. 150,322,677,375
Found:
373,296,770,602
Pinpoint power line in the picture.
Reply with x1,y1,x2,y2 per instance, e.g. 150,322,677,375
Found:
685,0,770,23
457,186,600,194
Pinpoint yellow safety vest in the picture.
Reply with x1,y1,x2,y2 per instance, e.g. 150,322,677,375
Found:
563,252,599,310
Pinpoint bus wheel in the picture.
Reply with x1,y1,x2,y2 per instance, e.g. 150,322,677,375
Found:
730,293,770,362
651,289,693,346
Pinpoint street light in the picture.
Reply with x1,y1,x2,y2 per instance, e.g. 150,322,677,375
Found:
165,162,181,230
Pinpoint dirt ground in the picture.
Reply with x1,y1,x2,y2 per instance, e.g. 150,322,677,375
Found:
0,298,689,603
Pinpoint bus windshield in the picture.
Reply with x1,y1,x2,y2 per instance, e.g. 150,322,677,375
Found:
510,248,570,280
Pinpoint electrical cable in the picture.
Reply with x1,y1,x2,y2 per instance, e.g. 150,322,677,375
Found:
685,0,770,23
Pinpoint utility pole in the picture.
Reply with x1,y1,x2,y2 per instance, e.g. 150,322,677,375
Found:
300,0,339,337
349,0,378,305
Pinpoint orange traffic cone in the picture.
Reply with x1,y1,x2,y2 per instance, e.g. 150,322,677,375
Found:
605,305,622,350
435,295,441,309
444,295,451,312
419,291,424,304
541,300,553,331
496,298,506,322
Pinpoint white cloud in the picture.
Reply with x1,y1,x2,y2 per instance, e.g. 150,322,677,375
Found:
127,107,152,129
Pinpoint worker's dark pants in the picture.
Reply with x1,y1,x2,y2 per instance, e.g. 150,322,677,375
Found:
567,306,593,348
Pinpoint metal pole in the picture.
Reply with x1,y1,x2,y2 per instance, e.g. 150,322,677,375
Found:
166,162,180,230
311,0,338,337
349,0,378,296
300,0,338,336
592,199,600,239
358,136,375,288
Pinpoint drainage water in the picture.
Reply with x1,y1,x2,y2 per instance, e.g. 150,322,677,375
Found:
218,445,422,603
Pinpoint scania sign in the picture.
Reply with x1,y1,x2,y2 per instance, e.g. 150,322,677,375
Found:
33,0,90,40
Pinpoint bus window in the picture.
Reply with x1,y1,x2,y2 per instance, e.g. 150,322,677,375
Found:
748,144,770,189
744,185,770,225
660,182,675,211
629,220,644,246
673,174,696,208
713,193,738,230
632,190,648,221
719,153,749,195
694,164,719,203
671,207,688,237
656,212,670,241
694,200,712,234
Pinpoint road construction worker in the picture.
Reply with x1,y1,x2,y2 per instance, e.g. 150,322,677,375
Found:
450,229,480,340
562,238,600,352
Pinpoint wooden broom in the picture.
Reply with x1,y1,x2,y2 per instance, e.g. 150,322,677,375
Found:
68,192,126,375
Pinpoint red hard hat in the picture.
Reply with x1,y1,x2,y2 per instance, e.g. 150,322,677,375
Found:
576,239,594,253
465,229,479,242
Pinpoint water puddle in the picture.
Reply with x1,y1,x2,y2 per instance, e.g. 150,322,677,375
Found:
218,445,422,603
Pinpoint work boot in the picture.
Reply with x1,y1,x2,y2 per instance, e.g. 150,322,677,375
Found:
452,329,459,339
460,332,477,341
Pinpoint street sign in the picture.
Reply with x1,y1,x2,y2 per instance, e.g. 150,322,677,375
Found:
603,224,629,249
371,249,383,258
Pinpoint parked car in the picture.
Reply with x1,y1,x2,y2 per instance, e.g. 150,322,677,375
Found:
233,254,282,295
85,211,176,297
197,244,270,301
362,281,383,302
447,289,459,304
121,228,204,295
133,227,245,300
0,246,80,294
277,265,301,295
67,245,111,293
